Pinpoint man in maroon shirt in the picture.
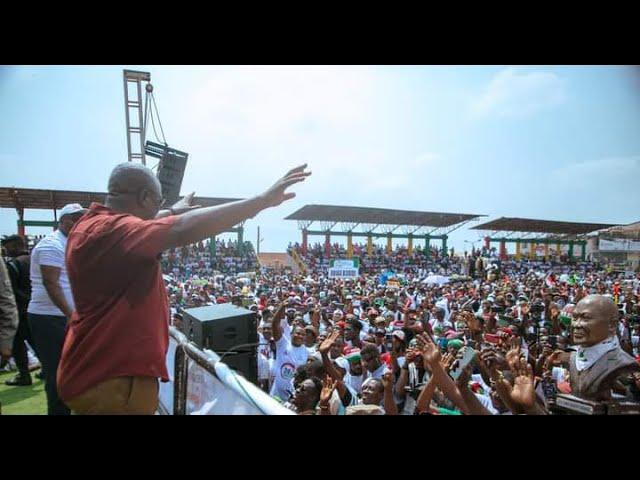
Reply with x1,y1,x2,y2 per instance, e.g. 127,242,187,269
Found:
58,162,310,414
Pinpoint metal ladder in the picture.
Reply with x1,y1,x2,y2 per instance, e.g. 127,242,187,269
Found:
123,70,151,164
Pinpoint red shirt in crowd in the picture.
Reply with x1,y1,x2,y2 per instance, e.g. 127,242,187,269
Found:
57,203,177,401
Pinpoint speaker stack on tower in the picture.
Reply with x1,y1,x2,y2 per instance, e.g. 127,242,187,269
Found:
181,304,258,384
145,140,188,206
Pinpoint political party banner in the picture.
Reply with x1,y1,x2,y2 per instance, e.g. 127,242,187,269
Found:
330,258,360,268
599,238,640,252
328,267,359,279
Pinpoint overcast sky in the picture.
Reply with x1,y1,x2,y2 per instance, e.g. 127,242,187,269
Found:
1,65,639,253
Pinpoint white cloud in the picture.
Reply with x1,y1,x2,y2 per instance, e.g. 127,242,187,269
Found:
471,67,567,118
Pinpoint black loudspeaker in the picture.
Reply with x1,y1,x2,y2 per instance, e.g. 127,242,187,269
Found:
182,304,258,383
147,141,188,206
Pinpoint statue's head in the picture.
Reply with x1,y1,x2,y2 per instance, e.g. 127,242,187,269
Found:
571,295,618,347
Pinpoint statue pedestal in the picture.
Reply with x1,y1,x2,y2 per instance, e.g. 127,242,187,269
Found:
552,393,640,415
553,394,606,415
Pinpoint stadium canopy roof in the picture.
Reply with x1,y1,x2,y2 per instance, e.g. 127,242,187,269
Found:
598,220,640,240
0,187,241,211
285,204,484,235
471,217,618,236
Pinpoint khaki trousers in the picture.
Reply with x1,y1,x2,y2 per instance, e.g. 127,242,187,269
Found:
64,376,159,415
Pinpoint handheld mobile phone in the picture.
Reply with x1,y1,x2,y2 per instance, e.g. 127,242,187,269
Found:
548,335,558,348
449,347,476,381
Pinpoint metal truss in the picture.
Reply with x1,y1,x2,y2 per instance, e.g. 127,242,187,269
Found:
297,220,313,230
320,221,337,232
360,223,379,234
340,222,360,232
401,225,423,235
379,224,400,234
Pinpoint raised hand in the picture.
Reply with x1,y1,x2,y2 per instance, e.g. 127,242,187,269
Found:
455,362,473,389
311,306,321,328
461,311,482,334
509,358,536,411
505,337,522,371
543,350,563,372
416,333,441,368
320,375,337,405
261,164,312,208
441,352,456,373
273,302,286,322
405,347,418,365
381,370,395,391
318,330,340,355
170,191,202,215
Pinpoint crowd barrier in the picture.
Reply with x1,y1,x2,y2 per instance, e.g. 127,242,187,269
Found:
158,326,294,415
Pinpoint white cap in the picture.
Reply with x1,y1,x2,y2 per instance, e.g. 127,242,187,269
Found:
333,356,350,373
59,203,87,218
392,330,406,341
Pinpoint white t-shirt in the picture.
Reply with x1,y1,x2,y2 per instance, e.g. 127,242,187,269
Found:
269,335,309,402
282,319,292,340
344,372,364,395
365,363,389,381
28,229,75,316
475,393,499,415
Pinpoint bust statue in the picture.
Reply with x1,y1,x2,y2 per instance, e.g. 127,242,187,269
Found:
569,295,640,401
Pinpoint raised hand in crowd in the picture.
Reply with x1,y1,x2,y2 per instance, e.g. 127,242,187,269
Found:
505,336,522,372
509,358,536,411
441,352,456,373
382,370,398,415
318,330,340,356
318,375,337,416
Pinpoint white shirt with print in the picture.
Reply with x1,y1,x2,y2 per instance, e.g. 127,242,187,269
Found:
269,335,309,402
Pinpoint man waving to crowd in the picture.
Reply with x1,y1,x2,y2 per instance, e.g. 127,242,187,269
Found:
57,163,311,414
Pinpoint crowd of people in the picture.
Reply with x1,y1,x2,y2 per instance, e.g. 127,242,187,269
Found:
2,160,639,416
167,240,640,415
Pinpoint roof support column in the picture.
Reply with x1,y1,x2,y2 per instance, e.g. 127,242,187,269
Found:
209,236,216,258
408,234,413,256
16,207,25,237
237,226,244,256
367,234,373,257
325,232,331,259
347,232,353,259
499,239,507,260
302,229,308,256
515,240,522,261
529,241,536,260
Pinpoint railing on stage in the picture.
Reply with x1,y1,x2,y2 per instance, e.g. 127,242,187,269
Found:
158,326,294,415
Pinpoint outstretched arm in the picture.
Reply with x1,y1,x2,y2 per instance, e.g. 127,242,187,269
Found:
163,165,311,250
271,303,286,342
381,371,399,415
416,334,470,415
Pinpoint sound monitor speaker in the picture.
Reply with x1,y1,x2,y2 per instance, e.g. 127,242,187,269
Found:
146,141,188,206
182,304,258,383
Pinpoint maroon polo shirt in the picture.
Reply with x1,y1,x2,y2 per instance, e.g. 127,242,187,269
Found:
57,203,177,401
